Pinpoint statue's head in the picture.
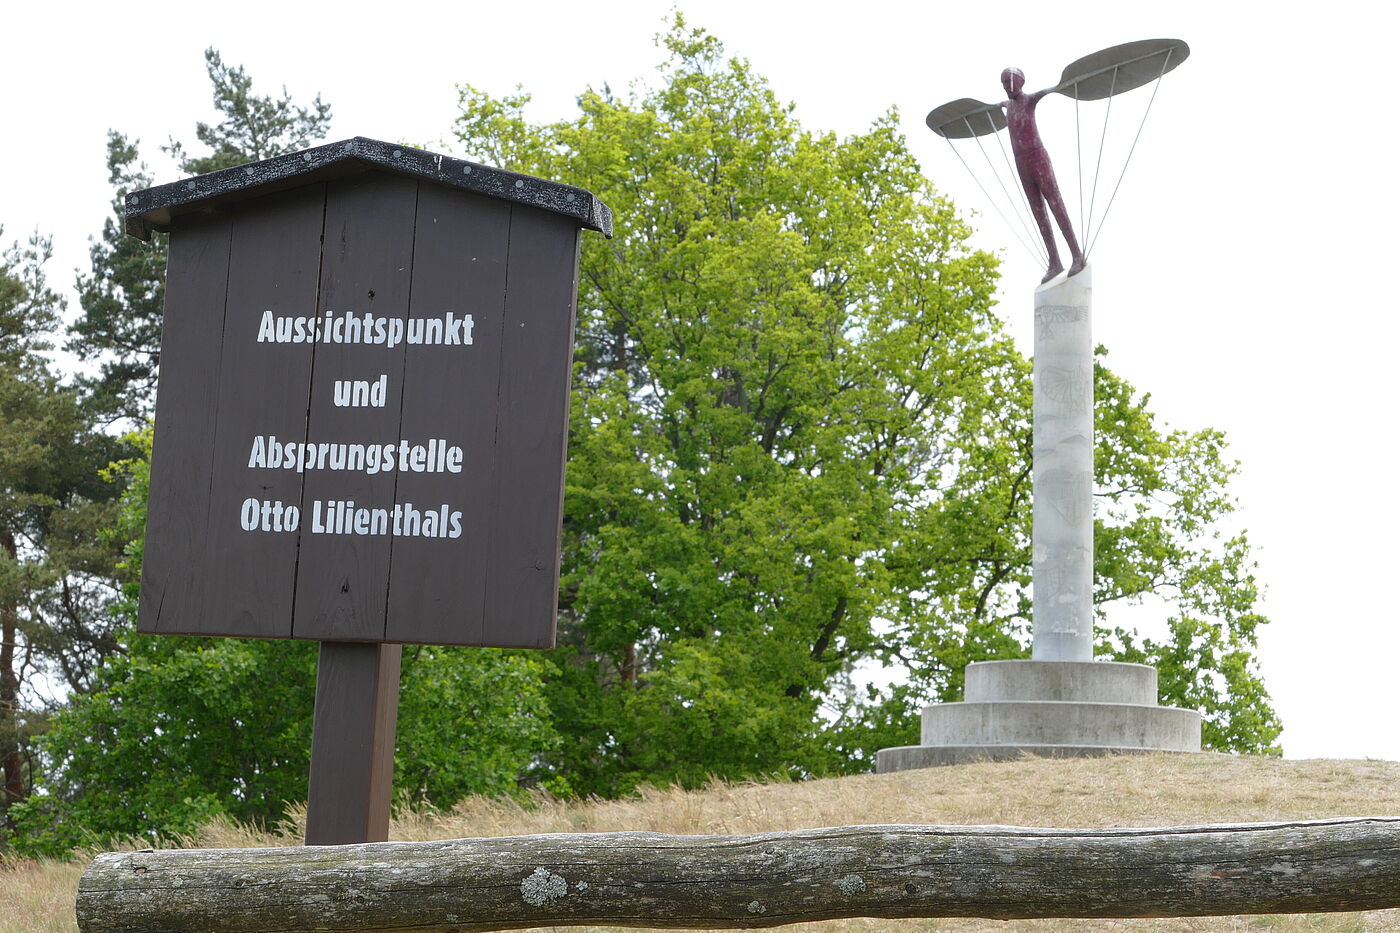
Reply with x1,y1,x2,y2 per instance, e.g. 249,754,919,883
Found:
1002,67,1025,96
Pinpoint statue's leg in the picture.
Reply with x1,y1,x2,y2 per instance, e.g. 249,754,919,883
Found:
1039,170,1085,276
1020,171,1063,283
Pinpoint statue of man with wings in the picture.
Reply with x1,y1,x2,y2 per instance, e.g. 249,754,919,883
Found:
925,39,1189,285
1000,66,1085,283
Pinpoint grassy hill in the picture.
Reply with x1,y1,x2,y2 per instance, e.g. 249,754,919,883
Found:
8,753,1400,932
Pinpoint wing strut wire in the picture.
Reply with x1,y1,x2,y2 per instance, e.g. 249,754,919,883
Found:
1075,85,1085,245
1087,49,1174,256
945,132,1045,267
1083,66,1119,250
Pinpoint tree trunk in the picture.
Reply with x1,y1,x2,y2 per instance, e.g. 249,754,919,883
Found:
77,817,1400,932
621,642,637,686
0,531,23,827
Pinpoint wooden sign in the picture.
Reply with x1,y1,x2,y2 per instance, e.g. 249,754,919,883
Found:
129,138,612,649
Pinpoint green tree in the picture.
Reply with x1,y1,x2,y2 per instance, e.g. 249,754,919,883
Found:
163,48,332,176
450,17,1278,796
0,232,127,836
67,134,164,424
68,48,333,422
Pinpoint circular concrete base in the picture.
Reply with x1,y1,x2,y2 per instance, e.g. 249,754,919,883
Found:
922,700,1201,748
875,660,1202,773
966,659,1158,705
876,743,1178,772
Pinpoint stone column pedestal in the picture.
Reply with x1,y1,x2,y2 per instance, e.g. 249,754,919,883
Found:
876,659,1201,771
874,269,1202,773
1032,270,1094,661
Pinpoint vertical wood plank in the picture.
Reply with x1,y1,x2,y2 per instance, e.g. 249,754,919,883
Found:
198,185,326,638
481,207,580,648
384,186,511,645
304,642,401,845
293,173,418,641
139,213,231,634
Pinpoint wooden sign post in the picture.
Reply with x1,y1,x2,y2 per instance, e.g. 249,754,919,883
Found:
126,137,611,844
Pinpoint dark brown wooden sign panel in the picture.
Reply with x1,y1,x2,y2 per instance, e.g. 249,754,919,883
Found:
201,186,324,639
138,169,582,648
383,185,511,646
482,207,581,648
141,211,232,636
293,174,417,642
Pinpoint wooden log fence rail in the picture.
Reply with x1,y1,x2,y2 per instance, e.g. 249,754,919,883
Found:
77,817,1400,932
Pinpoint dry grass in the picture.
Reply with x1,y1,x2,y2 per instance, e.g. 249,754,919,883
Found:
8,754,1400,933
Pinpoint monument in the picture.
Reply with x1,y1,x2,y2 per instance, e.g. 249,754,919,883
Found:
878,40,1201,770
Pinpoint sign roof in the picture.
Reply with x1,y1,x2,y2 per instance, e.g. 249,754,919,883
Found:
125,136,612,241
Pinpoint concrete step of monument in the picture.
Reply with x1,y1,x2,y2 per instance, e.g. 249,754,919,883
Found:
875,742,1192,773
920,700,1201,751
965,659,1159,705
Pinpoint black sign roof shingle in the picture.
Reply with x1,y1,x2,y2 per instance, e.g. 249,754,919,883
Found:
125,136,612,241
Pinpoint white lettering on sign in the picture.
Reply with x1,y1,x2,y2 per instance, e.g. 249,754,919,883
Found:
240,498,301,532
333,374,389,407
247,436,465,475
241,304,475,540
309,500,464,538
256,309,473,347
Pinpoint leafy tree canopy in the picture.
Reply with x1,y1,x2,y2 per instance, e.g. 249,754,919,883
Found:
164,48,332,176
1,234,128,837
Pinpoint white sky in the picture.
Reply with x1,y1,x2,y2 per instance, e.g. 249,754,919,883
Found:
2,1,1394,761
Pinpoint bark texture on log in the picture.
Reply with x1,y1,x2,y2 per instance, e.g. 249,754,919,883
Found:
77,817,1400,932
